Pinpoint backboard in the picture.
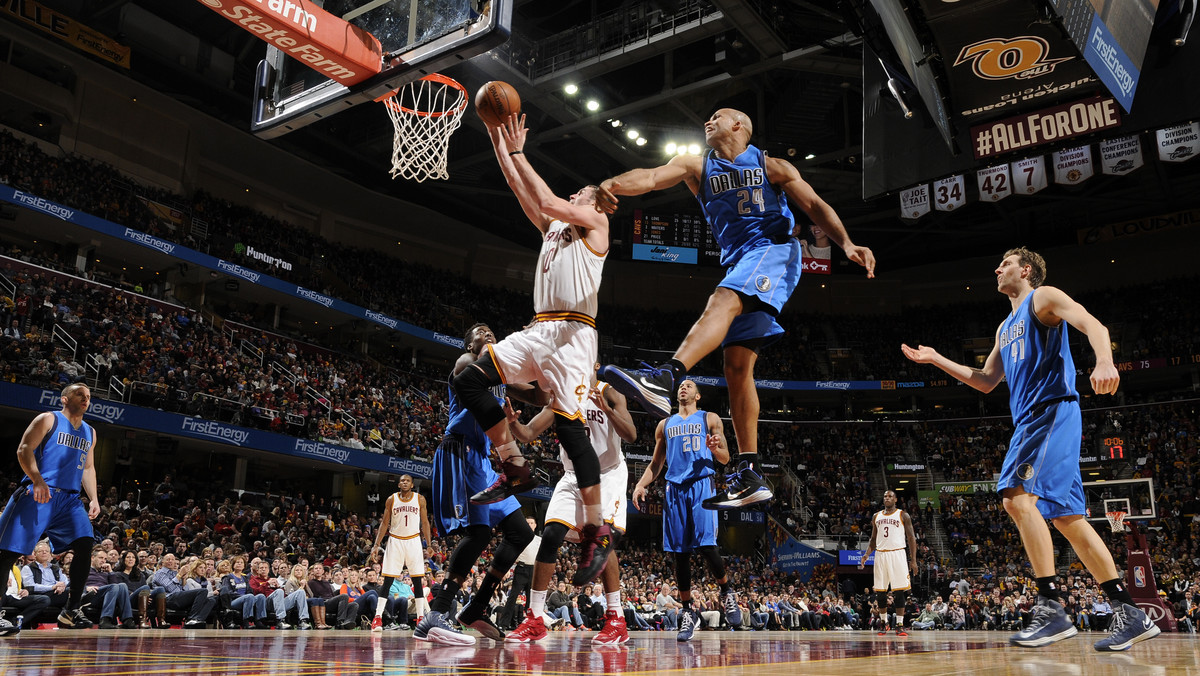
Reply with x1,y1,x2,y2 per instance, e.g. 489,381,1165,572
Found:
1082,478,1156,523
251,0,510,138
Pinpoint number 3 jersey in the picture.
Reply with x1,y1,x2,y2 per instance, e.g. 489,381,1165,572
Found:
998,289,1077,425
696,144,794,267
663,410,716,486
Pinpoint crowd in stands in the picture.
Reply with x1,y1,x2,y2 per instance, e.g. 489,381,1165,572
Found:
3,129,1200,386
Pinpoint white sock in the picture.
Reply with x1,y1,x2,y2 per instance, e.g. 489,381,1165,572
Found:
374,597,387,619
496,441,522,462
530,589,547,616
584,503,602,526
896,616,904,628
606,591,620,612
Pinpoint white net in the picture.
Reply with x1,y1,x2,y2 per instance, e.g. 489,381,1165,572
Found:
1106,510,1128,533
382,74,467,182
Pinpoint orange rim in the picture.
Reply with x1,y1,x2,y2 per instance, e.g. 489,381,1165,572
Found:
377,73,468,118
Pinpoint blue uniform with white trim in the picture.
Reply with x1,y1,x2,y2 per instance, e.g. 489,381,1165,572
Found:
995,289,1085,518
661,410,718,552
697,144,802,348
432,372,521,535
0,411,95,553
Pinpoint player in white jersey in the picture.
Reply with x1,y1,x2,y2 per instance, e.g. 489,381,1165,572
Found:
503,371,637,645
859,490,917,637
370,475,430,631
452,113,614,586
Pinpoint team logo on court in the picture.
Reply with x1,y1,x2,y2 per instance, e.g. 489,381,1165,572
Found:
1017,463,1035,480
755,275,771,292
954,37,1072,81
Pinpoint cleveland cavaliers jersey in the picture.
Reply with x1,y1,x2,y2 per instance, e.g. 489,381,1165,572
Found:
696,144,795,267
874,509,906,551
560,383,623,474
533,219,606,317
388,492,421,538
998,288,1078,424
29,411,93,489
663,410,716,486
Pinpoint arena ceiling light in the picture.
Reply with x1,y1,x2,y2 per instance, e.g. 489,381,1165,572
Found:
635,137,647,146
585,100,600,112
563,83,578,95
665,142,677,154
626,129,639,140
688,143,701,155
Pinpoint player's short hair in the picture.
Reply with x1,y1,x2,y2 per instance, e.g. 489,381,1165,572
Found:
1004,247,1047,287
464,322,489,347
62,382,89,398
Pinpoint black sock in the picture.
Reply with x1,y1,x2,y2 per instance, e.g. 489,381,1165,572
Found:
719,581,731,596
430,579,462,615
682,597,692,610
664,359,686,380
1100,578,1134,606
1036,575,1061,603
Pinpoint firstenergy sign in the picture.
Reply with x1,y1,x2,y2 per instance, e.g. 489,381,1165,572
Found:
195,0,381,84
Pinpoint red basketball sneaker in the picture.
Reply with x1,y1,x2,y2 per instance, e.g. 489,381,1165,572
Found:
506,610,548,643
895,629,909,637
593,610,629,645
877,625,890,636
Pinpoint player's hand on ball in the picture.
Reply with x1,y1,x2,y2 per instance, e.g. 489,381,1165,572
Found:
499,113,527,152
900,343,938,364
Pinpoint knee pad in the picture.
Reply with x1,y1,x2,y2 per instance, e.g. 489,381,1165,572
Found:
675,553,692,593
451,360,505,430
554,415,598,487
536,522,570,564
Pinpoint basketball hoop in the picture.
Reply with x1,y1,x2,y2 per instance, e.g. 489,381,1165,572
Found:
378,74,467,182
1106,510,1128,533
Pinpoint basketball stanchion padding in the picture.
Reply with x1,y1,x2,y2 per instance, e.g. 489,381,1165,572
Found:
378,74,467,182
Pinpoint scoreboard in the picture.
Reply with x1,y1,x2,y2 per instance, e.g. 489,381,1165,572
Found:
630,209,721,265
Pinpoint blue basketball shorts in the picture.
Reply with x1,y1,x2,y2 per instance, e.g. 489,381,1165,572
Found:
431,434,521,536
996,398,1086,519
663,478,718,553
719,238,801,347
0,486,93,554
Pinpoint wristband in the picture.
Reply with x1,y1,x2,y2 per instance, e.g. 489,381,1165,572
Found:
509,150,523,156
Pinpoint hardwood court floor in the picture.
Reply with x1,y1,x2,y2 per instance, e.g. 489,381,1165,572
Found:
0,629,1195,675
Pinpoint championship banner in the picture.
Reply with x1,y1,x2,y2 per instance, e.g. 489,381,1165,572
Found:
1011,156,1048,194
1053,145,1094,185
192,0,382,85
1155,122,1200,163
900,184,930,219
976,165,1012,202
1099,136,1144,176
2,0,131,68
932,175,966,212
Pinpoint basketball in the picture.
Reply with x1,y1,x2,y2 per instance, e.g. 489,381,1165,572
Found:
475,80,520,128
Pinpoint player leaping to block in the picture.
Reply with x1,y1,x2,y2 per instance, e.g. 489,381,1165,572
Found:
594,108,875,510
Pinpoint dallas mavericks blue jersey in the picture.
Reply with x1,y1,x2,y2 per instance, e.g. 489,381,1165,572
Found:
697,144,795,267
998,290,1078,423
663,410,715,485
445,371,504,450
31,411,93,489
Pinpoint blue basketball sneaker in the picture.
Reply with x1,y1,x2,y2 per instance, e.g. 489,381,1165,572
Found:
721,589,743,629
597,363,674,419
1093,603,1160,651
702,460,774,510
676,608,701,642
1009,599,1077,647
414,610,476,646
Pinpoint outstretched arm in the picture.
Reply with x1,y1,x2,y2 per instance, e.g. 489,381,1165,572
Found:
768,157,875,278
489,122,550,232
901,325,1005,394
1032,286,1119,395
498,115,608,232
594,154,703,213
632,420,668,509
